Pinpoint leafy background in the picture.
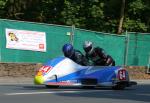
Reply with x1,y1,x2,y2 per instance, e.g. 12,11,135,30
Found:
0,0,150,34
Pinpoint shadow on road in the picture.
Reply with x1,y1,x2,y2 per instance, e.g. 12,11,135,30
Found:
55,84,150,102
20,84,150,102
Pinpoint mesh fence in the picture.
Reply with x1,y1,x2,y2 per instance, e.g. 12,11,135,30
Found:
73,29,126,65
0,19,71,63
126,32,150,66
0,19,150,66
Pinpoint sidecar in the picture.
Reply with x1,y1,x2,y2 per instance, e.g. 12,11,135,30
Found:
34,57,137,90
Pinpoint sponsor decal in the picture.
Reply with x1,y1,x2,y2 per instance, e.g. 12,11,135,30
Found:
48,82,74,86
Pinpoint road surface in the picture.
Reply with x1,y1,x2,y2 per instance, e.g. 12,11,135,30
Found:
0,78,149,103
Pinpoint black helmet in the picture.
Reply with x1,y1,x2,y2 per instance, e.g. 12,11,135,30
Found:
83,41,93,53
62,43,74,58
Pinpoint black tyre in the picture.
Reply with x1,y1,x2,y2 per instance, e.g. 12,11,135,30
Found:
45,85,59,88
112,84,126,90
82,86,95,89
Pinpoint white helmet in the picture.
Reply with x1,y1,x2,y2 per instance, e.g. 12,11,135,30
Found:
83,41,93,53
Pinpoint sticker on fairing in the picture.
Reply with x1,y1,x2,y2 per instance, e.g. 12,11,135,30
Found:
39,66,52,74
118,69,126,80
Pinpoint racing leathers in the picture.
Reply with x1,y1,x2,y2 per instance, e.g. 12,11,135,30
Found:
69,50,89,66
85,47,115,66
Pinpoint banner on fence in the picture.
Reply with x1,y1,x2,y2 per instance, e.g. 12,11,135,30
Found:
5,28,46,52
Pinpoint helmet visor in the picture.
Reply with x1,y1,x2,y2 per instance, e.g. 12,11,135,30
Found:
84,46,92,53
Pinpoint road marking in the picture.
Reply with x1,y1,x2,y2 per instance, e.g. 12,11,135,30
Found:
5,91,80,96
4,89,105,96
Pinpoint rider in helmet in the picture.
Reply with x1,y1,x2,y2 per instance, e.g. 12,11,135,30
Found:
62,43,88,66
83,41,115,66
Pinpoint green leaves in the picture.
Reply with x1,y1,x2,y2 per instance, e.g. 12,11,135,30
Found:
129,0,145,15
0,0,150,33
124,18,147,32
0,0,7,17
0,0,6,8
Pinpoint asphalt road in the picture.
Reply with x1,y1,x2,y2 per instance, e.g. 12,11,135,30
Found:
0,82,150,103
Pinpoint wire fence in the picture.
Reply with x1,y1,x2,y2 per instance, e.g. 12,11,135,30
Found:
124,32,150,66
0,19,150,66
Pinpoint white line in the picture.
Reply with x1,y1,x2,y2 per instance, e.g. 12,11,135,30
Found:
5,91,79,96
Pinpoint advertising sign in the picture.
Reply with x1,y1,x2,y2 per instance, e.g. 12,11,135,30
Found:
6,28,46,52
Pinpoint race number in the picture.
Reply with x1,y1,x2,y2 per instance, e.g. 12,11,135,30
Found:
39,66,52,73
118,69,126,80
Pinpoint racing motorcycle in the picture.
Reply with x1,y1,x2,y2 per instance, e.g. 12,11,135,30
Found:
34,57,137,90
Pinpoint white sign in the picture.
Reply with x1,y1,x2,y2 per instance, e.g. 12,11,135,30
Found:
6,28,46,52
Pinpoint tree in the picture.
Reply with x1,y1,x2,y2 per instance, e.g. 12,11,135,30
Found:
0,0,150,33
0,0,7,18
4,0,26,19
123,0,148,32
117,0,125,34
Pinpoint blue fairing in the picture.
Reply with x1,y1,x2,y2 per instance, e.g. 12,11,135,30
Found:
80,66,120,82
46,66,120,83
44,57,65,67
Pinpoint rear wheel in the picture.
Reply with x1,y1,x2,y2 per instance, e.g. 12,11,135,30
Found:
112,84,126,90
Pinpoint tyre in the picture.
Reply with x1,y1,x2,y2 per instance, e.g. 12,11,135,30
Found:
82,86,95,89
45,85,59,88
112,84,126,90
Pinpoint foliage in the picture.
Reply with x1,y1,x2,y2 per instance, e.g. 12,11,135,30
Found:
0,0,150,33
123,18,147,32
0,0,7,17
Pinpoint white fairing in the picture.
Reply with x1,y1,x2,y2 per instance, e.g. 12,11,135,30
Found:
44,58,87,82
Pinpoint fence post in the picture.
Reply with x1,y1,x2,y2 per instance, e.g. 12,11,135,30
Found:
147,53,150,73
124,31,130,66
70,25,75,46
